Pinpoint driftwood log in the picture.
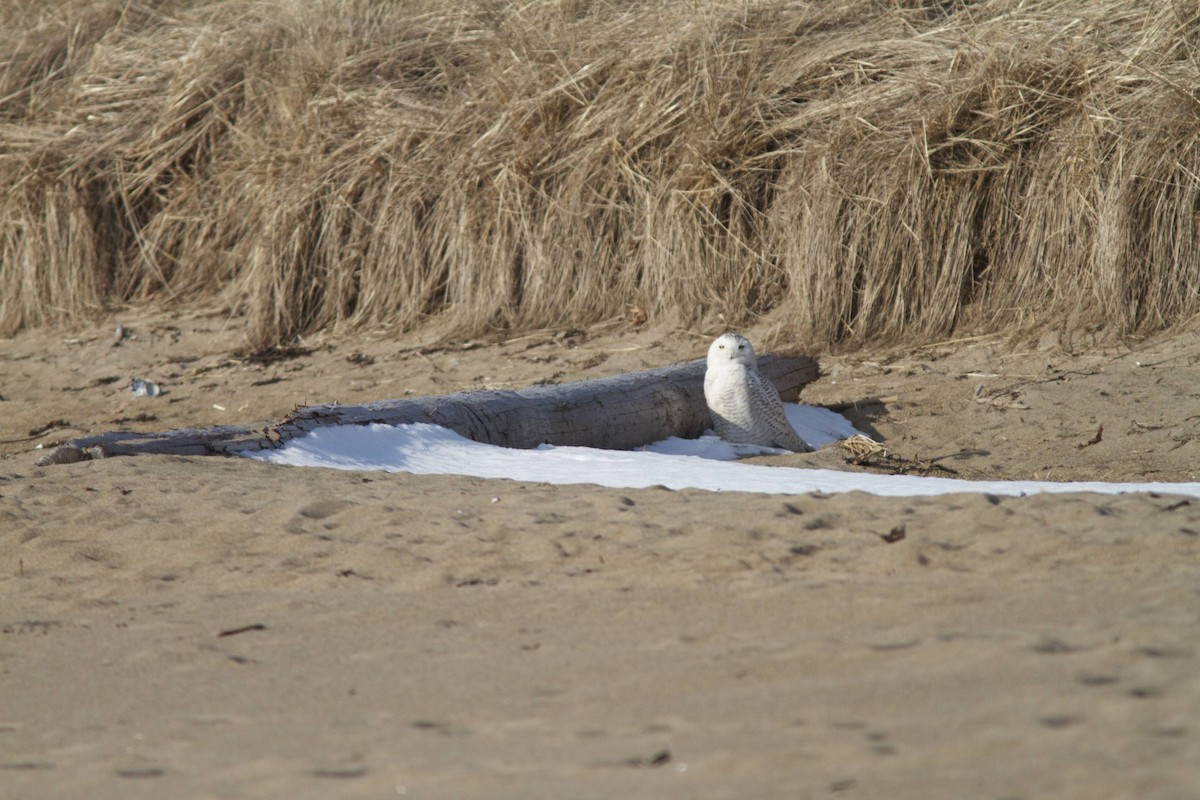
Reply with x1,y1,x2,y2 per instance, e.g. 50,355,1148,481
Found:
36,353,818,465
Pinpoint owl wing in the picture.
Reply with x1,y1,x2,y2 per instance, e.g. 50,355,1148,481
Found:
748,370,812,452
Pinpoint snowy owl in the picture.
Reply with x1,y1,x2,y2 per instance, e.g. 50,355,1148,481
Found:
703,333,812,452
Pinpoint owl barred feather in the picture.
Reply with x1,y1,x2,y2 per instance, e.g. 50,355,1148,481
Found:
703,333,812,452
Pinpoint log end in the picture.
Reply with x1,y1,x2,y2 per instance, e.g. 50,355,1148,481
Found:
34,444,108,466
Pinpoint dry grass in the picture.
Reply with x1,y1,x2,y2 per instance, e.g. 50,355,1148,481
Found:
2,0,1199,348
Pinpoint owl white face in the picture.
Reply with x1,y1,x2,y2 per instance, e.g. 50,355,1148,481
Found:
707,332,757,368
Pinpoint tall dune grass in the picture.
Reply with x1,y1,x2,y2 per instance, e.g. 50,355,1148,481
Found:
2,0,1198,348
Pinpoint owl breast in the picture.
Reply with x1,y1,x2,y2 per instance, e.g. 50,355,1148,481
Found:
704,363,761,442
703,360,809,451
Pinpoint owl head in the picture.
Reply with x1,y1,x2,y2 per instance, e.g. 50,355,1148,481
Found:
707,332,757,369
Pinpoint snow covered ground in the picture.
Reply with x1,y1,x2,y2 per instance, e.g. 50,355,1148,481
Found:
245,404,1200,498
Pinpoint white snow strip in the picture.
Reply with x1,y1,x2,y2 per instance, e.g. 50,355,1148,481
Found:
245,404,1200,499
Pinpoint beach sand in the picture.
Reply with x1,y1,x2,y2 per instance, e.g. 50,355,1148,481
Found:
3,313,1199,798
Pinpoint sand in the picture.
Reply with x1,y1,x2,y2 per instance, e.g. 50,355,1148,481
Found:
3,313,1199,799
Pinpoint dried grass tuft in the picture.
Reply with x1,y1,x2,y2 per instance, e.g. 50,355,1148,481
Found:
840,433,887,461
2,0,1199,348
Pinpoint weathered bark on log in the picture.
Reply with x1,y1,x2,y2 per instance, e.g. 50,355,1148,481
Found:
35,354,817,465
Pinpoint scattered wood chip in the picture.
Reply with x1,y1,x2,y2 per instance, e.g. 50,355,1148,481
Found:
114,767,165,778
217,623,266,638
28,420,73,438
455,577,499,588
1077,424,1103,448
310,767,368,779
110,412,157,425
625,749,671,768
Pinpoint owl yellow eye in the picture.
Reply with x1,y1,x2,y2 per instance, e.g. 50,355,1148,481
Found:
737,344,744,350
718,345,724,349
